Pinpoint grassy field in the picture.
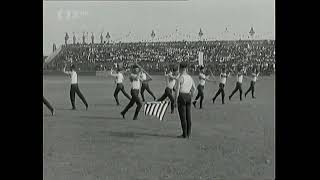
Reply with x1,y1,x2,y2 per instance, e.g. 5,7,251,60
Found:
43,75,275,180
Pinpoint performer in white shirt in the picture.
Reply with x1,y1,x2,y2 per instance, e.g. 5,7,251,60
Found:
175,62,196,139
245,68,260,99
63,64,88,110
121,64,143,120
229,67,245,101
212,68,230,104
192,66,214,109
140,71,156,102
110,68,131,105
157,66,180,114
43,96,55,116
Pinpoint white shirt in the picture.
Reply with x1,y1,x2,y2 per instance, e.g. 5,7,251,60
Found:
166,72,177,89
199,73,206,86
141,72,147,81
220,73,227,84
111,72,124,83
65,70,78,84
237,74,243,83
252,73,259,82
179,74,195,93
131,73,141,90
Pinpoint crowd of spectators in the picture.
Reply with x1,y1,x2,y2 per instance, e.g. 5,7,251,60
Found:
44,40,275,75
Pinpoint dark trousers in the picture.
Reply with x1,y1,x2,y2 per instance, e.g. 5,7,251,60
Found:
43,96,54,112
194,85,205,108
121,89,142,119
229,82,243,100
114,83,131,105
70,84,88,109
157,87,175,113
212,83,225,104
141,82,156,101
245,81,256,98
178,93,192,137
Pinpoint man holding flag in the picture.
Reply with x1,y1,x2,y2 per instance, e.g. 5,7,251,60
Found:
157,66,180,114
120,64,143,120
140,70,157,102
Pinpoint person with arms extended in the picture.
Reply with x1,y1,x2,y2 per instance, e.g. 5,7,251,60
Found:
63,64,89,110
212,67,230,104
110,67,131,105
192,65,215,109
245,68,260,99
229,66,246,101
175,62,196,139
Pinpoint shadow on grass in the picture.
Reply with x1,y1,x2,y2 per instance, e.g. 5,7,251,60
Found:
107,131,177,139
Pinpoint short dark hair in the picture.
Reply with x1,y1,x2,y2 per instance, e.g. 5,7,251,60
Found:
179,62,188,69
132,64,139,69
199,65,205,70
172,66,178,72
70,64,76,70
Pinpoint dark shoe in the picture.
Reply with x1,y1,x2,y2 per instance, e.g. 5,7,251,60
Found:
154,97,157,101
86,105,88,110
222,102,225,104
72,107,76,110
120,112,125,119
177,135,186,138
133,118,138,120
253,96,256,99
228,96,231,100
51,109,55,116
212,99,215,104
116,103,120,106
171,110,174,114
192,101,196,108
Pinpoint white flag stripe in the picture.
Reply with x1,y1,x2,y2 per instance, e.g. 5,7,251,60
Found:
148,104,156,115
156,102,164,118
153,103,160,116
159,102,169,121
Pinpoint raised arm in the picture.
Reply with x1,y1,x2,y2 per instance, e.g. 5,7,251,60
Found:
63,65,71,75
110,69,117,77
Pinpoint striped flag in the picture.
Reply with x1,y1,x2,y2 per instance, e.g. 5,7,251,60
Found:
144,101,170,121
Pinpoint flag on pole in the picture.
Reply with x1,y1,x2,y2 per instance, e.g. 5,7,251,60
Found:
198,51,204,66
144,101,170,121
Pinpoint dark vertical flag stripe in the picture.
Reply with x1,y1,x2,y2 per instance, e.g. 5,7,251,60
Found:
153,103,160,116
148,104,155,115
146,103,152,115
